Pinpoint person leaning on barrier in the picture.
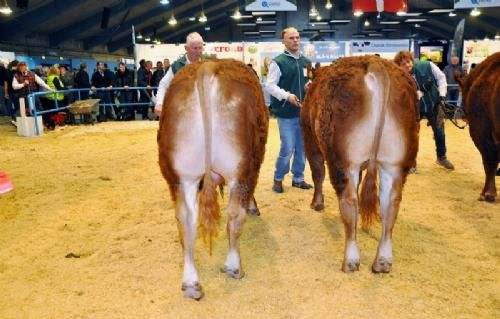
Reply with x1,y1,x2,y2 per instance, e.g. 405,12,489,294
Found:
154,32,204,116
74,63,91,100
43,66,66,130
91,61,114,121
12,61,52,120
394,50,454,171
114,62,134,121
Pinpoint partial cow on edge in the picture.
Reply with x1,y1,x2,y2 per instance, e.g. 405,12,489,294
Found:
456,52,499,202
157,59,268,300
301,56,419,273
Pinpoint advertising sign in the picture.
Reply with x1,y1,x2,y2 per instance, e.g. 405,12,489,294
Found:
245,0,297,11
454,0,500,8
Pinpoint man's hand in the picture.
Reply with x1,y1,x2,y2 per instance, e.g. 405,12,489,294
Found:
24,80,29,86
154,104,162,116
287,94,302,108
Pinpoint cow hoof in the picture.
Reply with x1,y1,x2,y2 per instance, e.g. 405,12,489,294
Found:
247,208,260,216
220,266,245,279
342,259,360,273
372,257,392,273
182,282,204,300
311,202,324,211
484,194,496,202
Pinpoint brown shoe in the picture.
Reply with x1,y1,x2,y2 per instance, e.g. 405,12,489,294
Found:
437,156,454,170
272,180,284,193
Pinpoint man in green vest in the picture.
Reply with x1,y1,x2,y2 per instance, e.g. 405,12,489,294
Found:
266,27,313,193
394,51,454,171
154,32,204,116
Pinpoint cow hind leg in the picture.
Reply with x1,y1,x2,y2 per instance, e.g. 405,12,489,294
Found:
246,196,260,216
303,126,325,211
372,164,404,273
336,167,361,272
221,182,247,279
176,180,204,300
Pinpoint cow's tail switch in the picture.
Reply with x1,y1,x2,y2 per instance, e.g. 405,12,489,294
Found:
197,62,221,253
360,60,389,229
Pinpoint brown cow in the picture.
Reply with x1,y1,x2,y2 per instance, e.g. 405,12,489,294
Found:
456,52,499,202
157,59,268,300
301,56,419,273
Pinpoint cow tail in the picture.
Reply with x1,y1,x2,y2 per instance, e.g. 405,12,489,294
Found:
359,60,389,229
196,62,221,253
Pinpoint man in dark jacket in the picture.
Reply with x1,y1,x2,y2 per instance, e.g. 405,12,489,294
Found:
395,51,454,171
114,62,134,120
137,60,153,119
91,61,114,121
74,63,90,100
266,27,313,193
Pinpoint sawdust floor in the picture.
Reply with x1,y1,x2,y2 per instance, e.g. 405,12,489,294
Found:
0,116,498,319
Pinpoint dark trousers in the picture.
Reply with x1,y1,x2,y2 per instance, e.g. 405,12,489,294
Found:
447,89,460,105
96,90,114,120
117,91,134,120
422,111,447,158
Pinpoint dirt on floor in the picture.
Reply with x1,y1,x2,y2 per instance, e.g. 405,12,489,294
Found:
0,116,498,319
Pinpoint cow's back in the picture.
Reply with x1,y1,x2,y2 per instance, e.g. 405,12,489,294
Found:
303,56,419,172
158,59,268,205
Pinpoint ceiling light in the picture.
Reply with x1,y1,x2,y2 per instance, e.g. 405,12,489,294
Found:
251,11,276,16
364,20,370,27
448,11,456,17
237,23,257,27
484,35,490,41
160,0,169,4
188,16,196,21
205,26,210,31
256,20,276,25
397,12,421,16
199,11,207,23
329,19,351,23
405,18,427,22
256,16,262,22
309,4,318,17
168,15,177,25
379,21,400,24
59,57,64,60
470,8,480,16
136,32,143,39
145,36,151,42
325,0,333,10
414,24,420,28
232,8,242,20
316,15,322,21
319,29,337,33
0,0,12,15
495,33,500,40
309,21,328,25
428,9,454,13
354,10,363,17
41,56,46,60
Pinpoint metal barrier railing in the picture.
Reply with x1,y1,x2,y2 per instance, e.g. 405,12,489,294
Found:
27,86,157,136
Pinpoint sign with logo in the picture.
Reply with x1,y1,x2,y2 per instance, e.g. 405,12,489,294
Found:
454,0,500,8
245,0,297,11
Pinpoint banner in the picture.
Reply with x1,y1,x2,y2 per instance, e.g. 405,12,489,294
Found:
353,0,407,13
454,0,500,9
349,39,410,58
245,0,297,11
450,19,465,62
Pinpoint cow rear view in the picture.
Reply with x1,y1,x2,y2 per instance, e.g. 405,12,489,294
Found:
158,59,268,299
456,52,499,202
301,56,419,273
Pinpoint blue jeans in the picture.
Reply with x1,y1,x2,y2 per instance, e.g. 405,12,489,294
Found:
423,111,447,158
274,117,306,183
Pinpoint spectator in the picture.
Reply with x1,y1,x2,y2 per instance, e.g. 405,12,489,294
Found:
12,61,52,123
0,59,7,116
152,61,164,90
443,56,466,105
59,65,74,104
114,62,134,120
74,63,91,100
4,60,18,123
44,66,66,129
91,61,114,121
137,60,153,119
163,58,170,73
